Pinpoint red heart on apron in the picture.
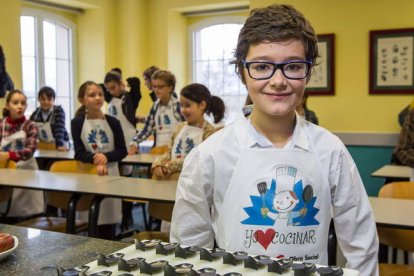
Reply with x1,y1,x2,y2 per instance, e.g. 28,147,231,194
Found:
92,144,97,150
254,229,276,250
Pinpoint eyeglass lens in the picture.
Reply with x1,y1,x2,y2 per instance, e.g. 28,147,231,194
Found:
248,62,309,79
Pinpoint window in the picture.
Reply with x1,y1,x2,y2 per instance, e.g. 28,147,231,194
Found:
191,18,246,124
20,9,74,133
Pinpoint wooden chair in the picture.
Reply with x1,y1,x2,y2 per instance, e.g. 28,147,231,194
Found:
377,181,414,275
132,173,178,242
0,160,17,218
37,141,56,150
16,160,97,234
121,145,171,231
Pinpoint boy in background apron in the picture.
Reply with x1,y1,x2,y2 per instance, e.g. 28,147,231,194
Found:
170,4,378,275
0,90,44,222
129,70,184,155
71,81,127,239
30,86,70,151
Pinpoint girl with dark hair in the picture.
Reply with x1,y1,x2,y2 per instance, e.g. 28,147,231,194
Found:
103,70,141,151
71,81,127,239
151,83,225,180
0,90,43,220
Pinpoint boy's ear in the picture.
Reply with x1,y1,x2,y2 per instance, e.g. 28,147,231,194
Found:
200,100,207,110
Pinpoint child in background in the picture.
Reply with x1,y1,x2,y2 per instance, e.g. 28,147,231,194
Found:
30,86,70,151
143,66,160,103
151,83,225,180
129,70,184,155
71,81,127,239
0,90,43,221
0,46,14,98
170,4,378,275
104,70,141,150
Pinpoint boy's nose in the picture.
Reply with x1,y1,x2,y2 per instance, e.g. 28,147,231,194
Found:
269,69,287,86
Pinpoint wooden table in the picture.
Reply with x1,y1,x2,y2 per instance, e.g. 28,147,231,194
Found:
0,169,176,236
34,149,159,166
369,197,414,230
371,164,411,180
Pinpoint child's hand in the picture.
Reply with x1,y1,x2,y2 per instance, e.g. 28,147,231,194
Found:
93,153,107,165
0,152,9,161
152,166,169,180
57,146,69,152
96,164,108,175
128,145,139,155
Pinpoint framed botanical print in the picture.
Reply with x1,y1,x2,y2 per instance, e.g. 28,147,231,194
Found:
370,28,414,94
306,33,335,95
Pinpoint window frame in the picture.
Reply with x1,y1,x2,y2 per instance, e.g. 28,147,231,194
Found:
188,16,247,124
20,8,77,128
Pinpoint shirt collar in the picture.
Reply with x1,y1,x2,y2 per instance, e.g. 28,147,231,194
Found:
246,113,310,151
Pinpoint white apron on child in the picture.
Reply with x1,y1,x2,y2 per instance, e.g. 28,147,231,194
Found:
108,97,136,175
171,125,204,160
108,97,136,147
1,120,44,217
160,124,204,233
155,104,179,147
80,117,122,225
35,109,54,143
215,131,331,265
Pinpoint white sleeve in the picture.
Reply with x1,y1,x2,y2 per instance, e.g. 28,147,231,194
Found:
332,149,379,276
170,147,215,248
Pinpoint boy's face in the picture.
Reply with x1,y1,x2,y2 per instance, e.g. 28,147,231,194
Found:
244,39,307,118
39,94,54,111
152,79,173,104
105,80,123,97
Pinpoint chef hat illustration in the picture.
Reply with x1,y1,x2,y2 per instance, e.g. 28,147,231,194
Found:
275,166,297,193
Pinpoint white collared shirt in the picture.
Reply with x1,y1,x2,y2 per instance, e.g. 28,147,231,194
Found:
170,115,378,276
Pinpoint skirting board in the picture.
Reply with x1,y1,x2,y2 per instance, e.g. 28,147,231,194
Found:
333,132,399,147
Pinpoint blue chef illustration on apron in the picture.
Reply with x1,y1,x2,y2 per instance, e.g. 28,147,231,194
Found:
79,117,122,225
215,127,331,265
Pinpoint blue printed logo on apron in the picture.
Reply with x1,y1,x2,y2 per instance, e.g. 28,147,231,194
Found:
174,137,196,159
108,105,118,116
240,166,319,252
87,128,110,151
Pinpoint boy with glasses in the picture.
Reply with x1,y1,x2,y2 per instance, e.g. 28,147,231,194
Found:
129,70,184,154
170,4,378,275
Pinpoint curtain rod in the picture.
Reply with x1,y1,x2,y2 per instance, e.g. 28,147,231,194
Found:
182,5,249,16
22,0,84,14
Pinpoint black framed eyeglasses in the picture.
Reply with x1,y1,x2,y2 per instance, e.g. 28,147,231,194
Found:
242,60,312,80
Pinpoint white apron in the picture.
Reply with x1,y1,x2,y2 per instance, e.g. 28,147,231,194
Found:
161,124,204,233
80,117,122,225
108,96,136,175
108,96,136,147
171,125,204,160
1,120,44,217
216,132,331,265
35,109,54,143
155,104,179,146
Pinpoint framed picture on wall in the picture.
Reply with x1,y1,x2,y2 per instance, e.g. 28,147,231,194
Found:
306,33,335,95
369,28,414,94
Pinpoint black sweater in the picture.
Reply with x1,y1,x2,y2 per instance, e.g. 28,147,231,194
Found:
71,115,127,164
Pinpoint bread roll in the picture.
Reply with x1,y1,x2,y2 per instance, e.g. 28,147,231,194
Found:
0,233,14,253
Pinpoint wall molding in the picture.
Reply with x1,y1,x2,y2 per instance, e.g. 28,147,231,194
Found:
333,132,399,147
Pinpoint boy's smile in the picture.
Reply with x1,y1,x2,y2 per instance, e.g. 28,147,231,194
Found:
244,39,307,119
